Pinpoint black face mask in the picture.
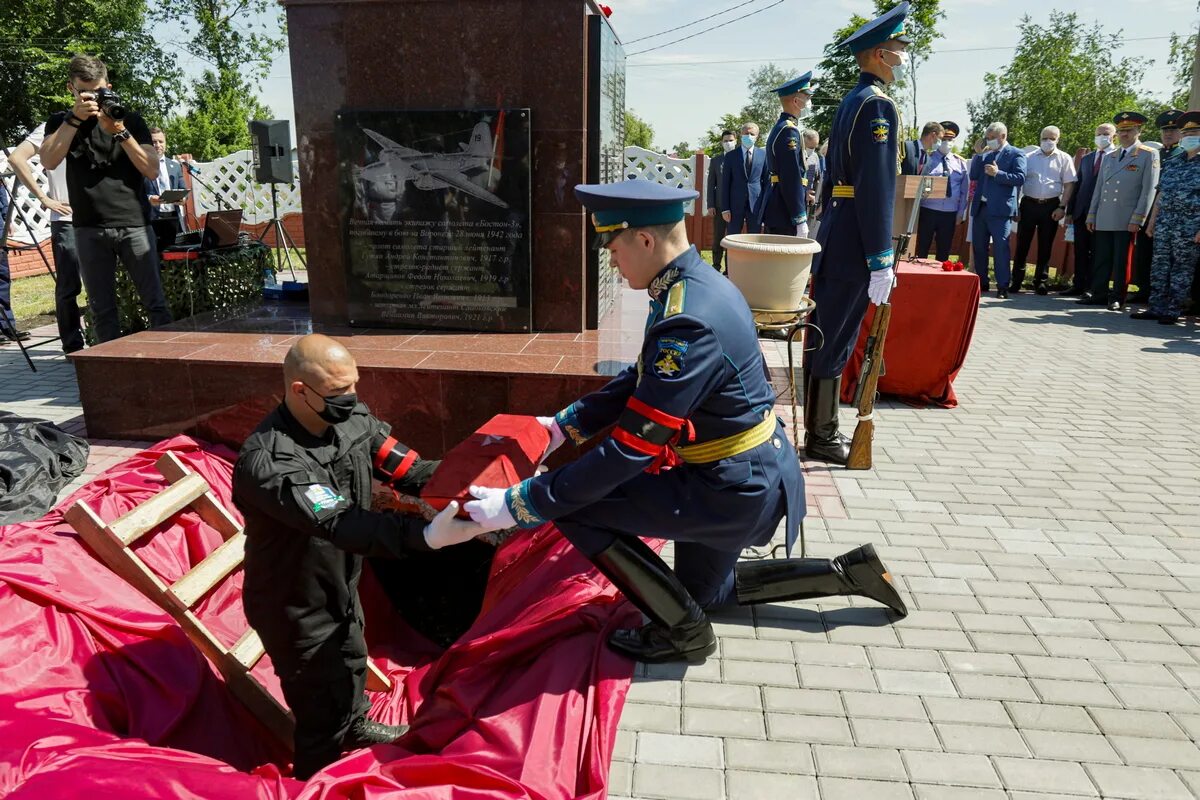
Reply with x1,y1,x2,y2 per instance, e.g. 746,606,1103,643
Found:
303,383,357,424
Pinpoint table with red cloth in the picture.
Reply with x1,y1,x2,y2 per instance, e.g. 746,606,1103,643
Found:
840,259,980,408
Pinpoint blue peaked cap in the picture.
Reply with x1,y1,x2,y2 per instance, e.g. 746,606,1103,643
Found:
773,71,814,97
576,180,698,245
842,2,911,53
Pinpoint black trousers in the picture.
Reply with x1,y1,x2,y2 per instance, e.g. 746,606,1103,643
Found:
1011,197,1058,288
1071,219,1094,291
51,222,85,352
711,212,727,273
1090,229,1133,303
1132,228,1153,294
916,208,957,262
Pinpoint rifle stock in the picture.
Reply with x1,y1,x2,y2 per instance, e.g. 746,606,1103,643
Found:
847,302,891,470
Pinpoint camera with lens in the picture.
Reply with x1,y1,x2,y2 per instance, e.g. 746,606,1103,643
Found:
93,87,126,121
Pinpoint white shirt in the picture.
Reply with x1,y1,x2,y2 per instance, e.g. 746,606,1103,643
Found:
19,123,71,222
1023,147,1077,200
156,158,176,214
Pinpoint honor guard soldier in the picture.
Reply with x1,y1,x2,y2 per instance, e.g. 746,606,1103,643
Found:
804,3,910,465
762,71,816,238
233,334,483,779
464,180,906,665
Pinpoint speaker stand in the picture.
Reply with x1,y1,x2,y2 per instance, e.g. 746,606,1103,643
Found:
256,183,305,283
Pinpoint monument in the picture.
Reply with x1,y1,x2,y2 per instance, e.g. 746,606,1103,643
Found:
70,1,634,455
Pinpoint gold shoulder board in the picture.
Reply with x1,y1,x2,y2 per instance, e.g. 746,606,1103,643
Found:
665,281,686,318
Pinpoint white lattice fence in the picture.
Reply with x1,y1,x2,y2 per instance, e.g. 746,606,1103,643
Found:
0,147,53,244
621,146,703,215
187,149,302,224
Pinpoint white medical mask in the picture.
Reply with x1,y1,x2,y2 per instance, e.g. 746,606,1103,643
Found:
1040,139,1056,153
1182,135,1200,151
985,138,1001,151
741,134,755,148
721,139,737,153
798,101,813,120
1094,134,1112,149
937,140,953,155
884,49,910,82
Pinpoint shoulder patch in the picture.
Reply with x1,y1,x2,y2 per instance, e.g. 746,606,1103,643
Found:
664,281,686,318
870,117,891,144
652,337,688,378
303,484,345,513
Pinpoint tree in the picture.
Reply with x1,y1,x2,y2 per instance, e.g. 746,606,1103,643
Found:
671,141,693,158
625,110,654,149
1167,27,1197,110
0,0,182,142
812,14,869,137
739,64,792,138
153,0,285,159
697,112,744,158
966,13,1149,156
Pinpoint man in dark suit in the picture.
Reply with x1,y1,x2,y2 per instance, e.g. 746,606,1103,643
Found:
969,121,1027,298
722,122,769,238
708,129,736,272
1061,122,1115,297
901,121,944,175
144,127,186,251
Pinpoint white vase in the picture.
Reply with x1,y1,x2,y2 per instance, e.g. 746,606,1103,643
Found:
722,233,820,323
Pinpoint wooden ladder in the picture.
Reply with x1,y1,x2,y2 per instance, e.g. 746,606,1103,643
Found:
64,451,393,750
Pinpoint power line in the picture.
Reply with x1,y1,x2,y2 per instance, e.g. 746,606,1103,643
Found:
623,0,761,46
627,0,788,57
627,34,1177,67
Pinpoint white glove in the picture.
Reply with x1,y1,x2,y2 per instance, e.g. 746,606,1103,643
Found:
868,266,895,305
536,415,566,461
422,502,484,550
796,220,810,238
463,484,517,533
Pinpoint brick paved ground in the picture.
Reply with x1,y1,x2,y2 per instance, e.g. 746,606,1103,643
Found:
4,294,1200,799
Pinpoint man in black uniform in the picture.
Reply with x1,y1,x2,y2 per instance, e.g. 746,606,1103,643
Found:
233,333,482,779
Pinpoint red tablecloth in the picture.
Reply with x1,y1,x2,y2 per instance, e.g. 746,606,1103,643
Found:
0,436,637,799
841,260,980,408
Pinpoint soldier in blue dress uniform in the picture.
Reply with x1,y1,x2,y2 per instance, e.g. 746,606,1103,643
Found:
761,72,816,237
464,180,906,664
803,3,911,465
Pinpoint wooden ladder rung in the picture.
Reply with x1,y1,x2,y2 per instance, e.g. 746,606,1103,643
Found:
230,627,266,670
156,453,243,540
366,660,391,693
170,533,247,608
108,472,210,546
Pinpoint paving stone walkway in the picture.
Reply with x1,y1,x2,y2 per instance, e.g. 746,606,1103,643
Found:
3,294,1199,799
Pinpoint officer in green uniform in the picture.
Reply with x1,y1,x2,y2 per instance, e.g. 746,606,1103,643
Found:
233,333,482,779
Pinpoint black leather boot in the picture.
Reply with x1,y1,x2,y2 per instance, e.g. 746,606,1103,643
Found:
803,371,850,465
733,543,907,617
591,537,717,664
342,716,409,749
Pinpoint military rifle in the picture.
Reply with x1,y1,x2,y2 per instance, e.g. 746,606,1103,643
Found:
847,165,932,470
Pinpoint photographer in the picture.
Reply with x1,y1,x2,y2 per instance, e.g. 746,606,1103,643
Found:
39,55,171,343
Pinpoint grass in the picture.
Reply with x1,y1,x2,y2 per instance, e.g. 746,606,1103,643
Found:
11,273,87,328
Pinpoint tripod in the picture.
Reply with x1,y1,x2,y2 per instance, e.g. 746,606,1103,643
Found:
1,158,62,373
256,182,304,283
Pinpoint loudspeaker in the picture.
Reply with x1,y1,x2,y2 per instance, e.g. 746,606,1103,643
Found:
249,119,293,184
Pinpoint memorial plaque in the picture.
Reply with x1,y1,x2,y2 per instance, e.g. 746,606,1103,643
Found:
337,109,532,331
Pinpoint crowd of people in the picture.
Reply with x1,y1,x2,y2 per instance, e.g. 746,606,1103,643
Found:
2,54,191,348
706,105,1200,324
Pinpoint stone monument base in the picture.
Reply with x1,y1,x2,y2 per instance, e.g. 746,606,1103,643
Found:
69,297,644,456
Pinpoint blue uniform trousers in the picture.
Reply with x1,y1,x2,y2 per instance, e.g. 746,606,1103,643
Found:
972,214,1012,290
805,269,870,379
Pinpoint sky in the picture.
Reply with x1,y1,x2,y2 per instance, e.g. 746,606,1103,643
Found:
189,0,1196,151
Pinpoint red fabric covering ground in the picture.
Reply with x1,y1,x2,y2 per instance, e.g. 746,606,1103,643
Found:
0,436,637,799
841,260,981,408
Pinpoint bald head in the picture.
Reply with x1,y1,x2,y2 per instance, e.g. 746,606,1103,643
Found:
284,334,357,390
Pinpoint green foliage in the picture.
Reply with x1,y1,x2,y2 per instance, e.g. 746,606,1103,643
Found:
876,0,944,130
671,141,693,158
1167,29,1197,110
966,13,1150,156
698,112,744,158
153,0,285,160
83,243,271,343
740,63,792,136
624,109,655,149
0,0,183,142
813,15,869,137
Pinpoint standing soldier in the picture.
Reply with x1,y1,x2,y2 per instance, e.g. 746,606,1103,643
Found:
1129,109,1184,303
803,3,910,465
761,72,816,238
1132,111,1200,325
